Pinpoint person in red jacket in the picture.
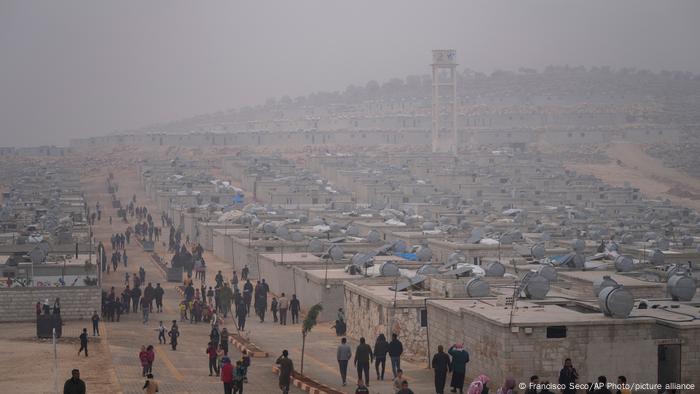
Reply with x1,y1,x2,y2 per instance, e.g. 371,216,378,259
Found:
146,345,155,375
220,356,233,394
139,345,149,377
207,342,219,376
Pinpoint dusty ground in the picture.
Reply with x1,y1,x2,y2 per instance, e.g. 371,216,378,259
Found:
569,142,700,211
0,321,120,394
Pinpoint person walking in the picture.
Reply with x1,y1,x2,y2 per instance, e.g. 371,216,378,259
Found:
353,337,373,387
373,333,389,380
146,345,155,375
276,350,294,394
78,328,88,357
466,375,490,394
169,321,179,350
432,345,452,394
233,360,246,394
289,294,300,324
448,343,470,393
207,342,219,376
388,333,403,379
91,310,100,336
154,283,164,313
139,345,149,377
278,293,289,325
271,297,278,323
558,358,579,394
236,299,247,331
220,327,230,354
142,373,159,394
63,369,86,394
157,321,167,344
337,337,352,386
141,296,150,324
220,356,233,394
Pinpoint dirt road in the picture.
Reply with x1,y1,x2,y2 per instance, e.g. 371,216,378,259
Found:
571,142,700,211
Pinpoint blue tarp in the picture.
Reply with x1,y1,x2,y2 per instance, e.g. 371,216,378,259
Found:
394,252,418,261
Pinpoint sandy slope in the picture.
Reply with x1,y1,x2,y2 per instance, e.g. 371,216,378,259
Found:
570,142,700,211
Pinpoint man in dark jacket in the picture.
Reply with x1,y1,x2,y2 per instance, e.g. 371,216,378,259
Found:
276,350,294,394
353,337,373,386
373,334,389,380
289,294,300,324
131,285,142,313
63,369,86,394
432,345,452,394
154,283,164,312
558,358,579,394
388,333,403,379
78,328,88,357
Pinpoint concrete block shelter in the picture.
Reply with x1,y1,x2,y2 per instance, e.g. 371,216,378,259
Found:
426,298,700,388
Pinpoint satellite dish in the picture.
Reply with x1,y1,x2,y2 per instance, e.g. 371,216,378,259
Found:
598,286,634,318
328,245,344,261
667,273,697,301
262,222,276,234
465,277,490,297
649,249,665,265
308,238,323,253
421,222,436,231
531,244,546,259
605,242,619,253
366,230,381,243
276,226,289,238
29,247,46,264
379,261,400,277
345,225,359,237
571,239,585,252
392,240,408,253
416,264,439,275
656,238,670,251
351,253,375,267
499,234,513,245
536,265,557,281
447,251,466,265
524,275,550,299
415,246,432,262
484,261,505,277
290,231,304,242
614,255,634,272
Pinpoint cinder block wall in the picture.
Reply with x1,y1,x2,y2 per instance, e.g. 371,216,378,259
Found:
0,287,101,322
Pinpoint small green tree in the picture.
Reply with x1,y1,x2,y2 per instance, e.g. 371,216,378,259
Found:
300,303,323,374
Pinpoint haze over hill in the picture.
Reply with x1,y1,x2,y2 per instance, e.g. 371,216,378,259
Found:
2,0,700,146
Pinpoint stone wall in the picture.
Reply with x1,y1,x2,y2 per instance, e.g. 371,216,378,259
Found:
0,286,101,322
426,301,697,386
344,284,428,362
679,328,700,386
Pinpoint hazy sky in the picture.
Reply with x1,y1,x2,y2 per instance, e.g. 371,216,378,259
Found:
1,0,699,146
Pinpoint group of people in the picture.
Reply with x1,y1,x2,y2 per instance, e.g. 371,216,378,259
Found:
336,333,406,388
101,279,164,323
